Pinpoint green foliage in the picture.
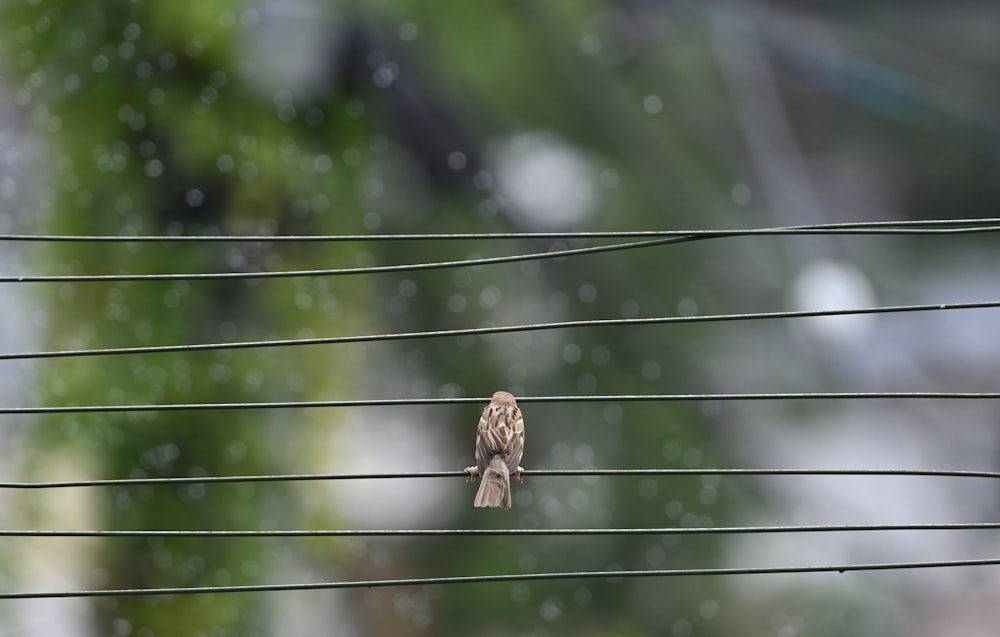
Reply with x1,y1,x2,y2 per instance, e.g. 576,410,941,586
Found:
2,1,373,634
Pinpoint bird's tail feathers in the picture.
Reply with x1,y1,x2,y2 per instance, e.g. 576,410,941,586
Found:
474,457,512,509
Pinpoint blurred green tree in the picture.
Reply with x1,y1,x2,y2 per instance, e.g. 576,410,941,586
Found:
1,1,742,636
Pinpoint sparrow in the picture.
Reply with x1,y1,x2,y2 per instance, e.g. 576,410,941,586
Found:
465,390,525,509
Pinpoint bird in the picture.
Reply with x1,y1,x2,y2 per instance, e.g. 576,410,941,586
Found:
465,391,525,509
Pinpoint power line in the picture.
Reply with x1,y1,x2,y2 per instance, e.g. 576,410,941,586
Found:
2,557,998,599
2,392,999,416
0,237,678,283
2,392,999,415
1,468,998,489
4,221,1000,283
3,299,998,361
3,522,1000,538
2,217,999,242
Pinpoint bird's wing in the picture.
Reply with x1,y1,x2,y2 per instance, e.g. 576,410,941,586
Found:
504,406,525,472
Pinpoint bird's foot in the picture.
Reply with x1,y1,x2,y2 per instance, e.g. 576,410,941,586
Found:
464,466,479,483
514,466,525,483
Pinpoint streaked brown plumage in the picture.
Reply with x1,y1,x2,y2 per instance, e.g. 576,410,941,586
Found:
464,391,525,509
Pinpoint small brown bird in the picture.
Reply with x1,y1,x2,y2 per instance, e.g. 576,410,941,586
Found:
465,391,525,509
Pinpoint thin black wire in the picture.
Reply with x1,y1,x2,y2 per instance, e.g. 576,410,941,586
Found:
4,221,1000,283
2,217,999,242
3,558,999,599
4,522,1000,538
0,237,676,283
2,392,1000,416
2,468,998,489
3,299,999,362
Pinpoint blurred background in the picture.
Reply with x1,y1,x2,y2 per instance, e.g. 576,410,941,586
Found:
1,0,1000,635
